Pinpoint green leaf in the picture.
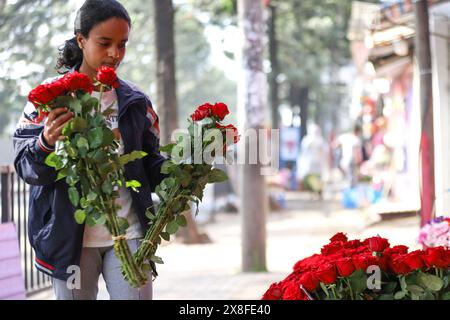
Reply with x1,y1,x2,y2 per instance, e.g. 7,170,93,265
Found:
407,284,425,295
45,152,58,168
72,117,88,133
378,294,394,300
161,160,177,174
126,180,141,189
145,209,156,220
68,187,79,207
383,282,398,294
117,217,129,234
160,232,170,241
150,255,164,264
417,272,444,292
166,219,179,234
207,168,228,183
176,214,188,227
421,291,435,300
348,269,368,294
74,209,86,224
102,129,115,147
119,150,148,166
159,142,176,154
76,136,89,152
87,127,103,149
86,191,98,201
69,98,82,114
442,291,450,300
56,168,68,182
101,180,113,195
394,291,406,300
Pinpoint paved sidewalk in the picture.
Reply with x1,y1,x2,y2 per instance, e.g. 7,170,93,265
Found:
30,191,421,300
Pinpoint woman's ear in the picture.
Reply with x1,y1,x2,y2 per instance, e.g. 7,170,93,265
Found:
76,33,85,50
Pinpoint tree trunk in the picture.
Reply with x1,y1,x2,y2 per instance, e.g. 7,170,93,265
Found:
238,0,268,272
268,4,279,130
290,84,309,141
154,0,207,244
414,0,435,226
154,0,178,146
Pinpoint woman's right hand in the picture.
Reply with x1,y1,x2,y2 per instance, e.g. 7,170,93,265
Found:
43,107,74,146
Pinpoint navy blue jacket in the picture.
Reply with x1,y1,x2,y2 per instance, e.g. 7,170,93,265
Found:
13,78,166,280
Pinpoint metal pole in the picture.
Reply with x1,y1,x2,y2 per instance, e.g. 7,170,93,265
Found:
1,166,12,223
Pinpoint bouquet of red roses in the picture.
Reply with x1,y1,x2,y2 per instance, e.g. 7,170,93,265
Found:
262,233,450,300
28,67,148,287
134,102,240,273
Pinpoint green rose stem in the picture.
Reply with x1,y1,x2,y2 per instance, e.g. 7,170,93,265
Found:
82,159,147,288
134,184,183,268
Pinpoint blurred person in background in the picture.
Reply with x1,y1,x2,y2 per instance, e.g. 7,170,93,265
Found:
296,123,329,199
334,124,363,187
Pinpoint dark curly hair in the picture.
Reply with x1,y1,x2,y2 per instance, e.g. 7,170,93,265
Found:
56,0,131,74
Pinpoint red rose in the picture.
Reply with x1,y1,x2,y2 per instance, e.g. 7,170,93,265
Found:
96,66,119,88
190,103,212,121
335,257,356,277
28,84,55,107
261,282,282,300
403,250,425,270
321,241,344,256
314,263,337,284
344,239,363,249
46,79,68,97
282,280,306,300
423,247,450,269
367,236,390,253
352,255,370,272
293,254,323,272
216,123,240,144
63,71,94,93
330,232,348,243
391,254,412,275
298,271,319,292
384,245,409,256
211,102,230,120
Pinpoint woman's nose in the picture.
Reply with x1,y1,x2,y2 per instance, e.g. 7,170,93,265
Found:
108,46,120,59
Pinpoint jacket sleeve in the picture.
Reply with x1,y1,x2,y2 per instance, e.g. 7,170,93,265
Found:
142,101,168,192
13,101,57,186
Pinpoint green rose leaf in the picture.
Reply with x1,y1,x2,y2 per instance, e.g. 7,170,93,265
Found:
68,187,80,207
102,129,115,147
407,284,425,295
348,269,368,294
165,219,179,235
417,273,443,292
87,127,104,149
160,232,170,241
74,209,86,224
87,191,98,201
207,168,228,183
161,160,177,174
394,291,406,300
126,180,141,189
159,143,176,154
72,117,88,133
150,255,164,264
101,180,113,195
117,217,130,235
176,214,188,227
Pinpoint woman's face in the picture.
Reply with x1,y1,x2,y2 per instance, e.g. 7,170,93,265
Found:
77,17,130,79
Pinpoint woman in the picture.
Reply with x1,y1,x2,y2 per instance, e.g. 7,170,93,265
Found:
13,0,165,300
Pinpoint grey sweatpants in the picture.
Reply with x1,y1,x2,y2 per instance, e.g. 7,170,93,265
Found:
52,239,153,300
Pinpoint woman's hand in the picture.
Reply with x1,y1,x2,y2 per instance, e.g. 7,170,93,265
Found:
43,107,74,146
